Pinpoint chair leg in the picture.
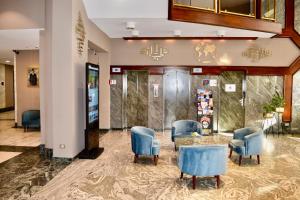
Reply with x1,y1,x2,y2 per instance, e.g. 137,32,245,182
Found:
180,172,183,179
228,148,232,158
134,154,138,163
192,176,196,190
153,155,158,165
239,155,242,166
257,155,260,164
215,175,220,188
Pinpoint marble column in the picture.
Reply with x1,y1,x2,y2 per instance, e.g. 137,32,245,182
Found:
148,75,164,130
245,76,283,130
110,75,123,129
189,75,220,132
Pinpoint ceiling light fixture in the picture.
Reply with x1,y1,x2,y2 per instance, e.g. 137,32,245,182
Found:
216,30,226,37
132,30,139,37
5,60,11,63
174,30,182,37
126,22,136,30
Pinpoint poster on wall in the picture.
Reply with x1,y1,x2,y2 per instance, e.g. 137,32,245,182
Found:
27,68,39,87
196,89,213,135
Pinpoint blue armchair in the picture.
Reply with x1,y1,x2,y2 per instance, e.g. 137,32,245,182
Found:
131,126,160,165
178,145,227,189
229,127,263,166
172,120,202,141
22,110,40,132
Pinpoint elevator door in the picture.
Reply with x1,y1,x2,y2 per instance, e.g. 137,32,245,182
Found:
219,71,245,132
164,70,190,129
126,71,148,128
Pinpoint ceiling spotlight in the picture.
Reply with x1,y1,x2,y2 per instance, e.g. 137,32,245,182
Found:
174,30,182,37
126,22,136,30
5,60,11,63
216,30,226,37
132,30,139,37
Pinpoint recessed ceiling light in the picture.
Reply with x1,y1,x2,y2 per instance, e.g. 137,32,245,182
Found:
174,30,182,37
126,22,136,30
132,30,139,37
5,60,11,63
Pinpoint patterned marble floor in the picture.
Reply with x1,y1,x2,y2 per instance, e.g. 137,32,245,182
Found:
0,146,71,200
0,120,40,147
31,131,300,200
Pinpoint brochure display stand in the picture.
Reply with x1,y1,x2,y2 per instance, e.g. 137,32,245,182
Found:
196,89,214,135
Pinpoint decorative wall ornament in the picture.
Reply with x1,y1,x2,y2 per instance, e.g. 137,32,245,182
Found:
140,44,168,61
242,45,272,62
194,42,217,64
75,12,86,56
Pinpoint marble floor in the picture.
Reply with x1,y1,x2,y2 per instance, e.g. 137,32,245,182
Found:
0,110,15,120
0,120,40,147
30,131,300,200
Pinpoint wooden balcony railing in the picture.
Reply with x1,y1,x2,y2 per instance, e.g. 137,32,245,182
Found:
169,0,281,34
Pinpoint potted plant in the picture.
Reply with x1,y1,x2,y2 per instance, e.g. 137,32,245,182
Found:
271,91,285,113
263,103,275,118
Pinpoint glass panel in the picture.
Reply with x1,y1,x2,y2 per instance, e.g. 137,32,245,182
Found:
220,0,256,17
174,0,216,11
262,0,275,20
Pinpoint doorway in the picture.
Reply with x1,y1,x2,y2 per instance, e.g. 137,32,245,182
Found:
219,71,245,132
164,69,190,129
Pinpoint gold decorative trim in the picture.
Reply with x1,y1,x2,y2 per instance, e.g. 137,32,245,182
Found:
173,0,217,13
140,44,168,61
242,45,272,62
75,12,86,56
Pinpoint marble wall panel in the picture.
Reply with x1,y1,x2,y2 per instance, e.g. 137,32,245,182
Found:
276,0,285,29
219,71,245,132
164,70,190,129
110,75,123,129
292,71,300,132
189,75,220,132
245,76,283,130
295,0,300,34
126,71,148,128
148,75,164,130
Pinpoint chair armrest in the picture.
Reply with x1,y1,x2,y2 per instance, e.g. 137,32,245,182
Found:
233,127,253,140
244,131,263,155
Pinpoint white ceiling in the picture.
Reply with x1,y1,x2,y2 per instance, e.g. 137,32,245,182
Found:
83,0,276,38
0,29,39,64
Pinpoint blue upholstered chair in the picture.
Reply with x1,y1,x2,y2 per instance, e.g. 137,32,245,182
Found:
178,145,227,189
172,120,202,141
131,126,160,165
228,127,263,166
22,110,40,132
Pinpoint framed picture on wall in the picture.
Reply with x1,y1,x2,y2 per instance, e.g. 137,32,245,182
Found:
27,68,39,87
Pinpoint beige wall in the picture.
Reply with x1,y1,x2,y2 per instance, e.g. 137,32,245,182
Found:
5,65,14,108
40,0,111,158
0,64,5,108
15,50,40,126
0,0,45,29
111,38,300,67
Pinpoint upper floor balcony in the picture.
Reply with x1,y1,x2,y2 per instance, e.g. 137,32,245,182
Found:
169,0,282,34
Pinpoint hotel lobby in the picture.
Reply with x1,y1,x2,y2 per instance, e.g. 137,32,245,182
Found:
0,0,300,199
